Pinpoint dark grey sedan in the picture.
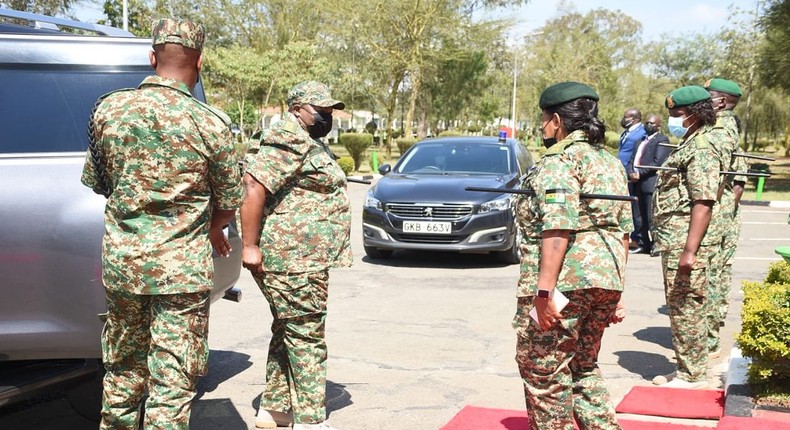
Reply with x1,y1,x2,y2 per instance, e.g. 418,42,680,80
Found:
362,136,533,264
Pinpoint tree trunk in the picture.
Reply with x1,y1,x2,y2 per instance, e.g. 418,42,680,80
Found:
404,68,421,139
743,66,754,151
384,73,405,157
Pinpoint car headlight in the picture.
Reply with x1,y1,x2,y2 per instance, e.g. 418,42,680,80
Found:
364,193,383,210
480,196,511,213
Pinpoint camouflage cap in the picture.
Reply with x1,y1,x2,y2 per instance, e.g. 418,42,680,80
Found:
287,81,345,110
151,18,205,52
704,78,742,97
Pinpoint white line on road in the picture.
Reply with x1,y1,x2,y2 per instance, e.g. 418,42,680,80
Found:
742,222,788,225
742,210,790,214
749,238,790,241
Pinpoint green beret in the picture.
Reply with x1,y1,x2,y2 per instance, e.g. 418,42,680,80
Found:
151,18,205,52
539,81,599,109
704,78,742,97
665,85,711,109
287,81,345,110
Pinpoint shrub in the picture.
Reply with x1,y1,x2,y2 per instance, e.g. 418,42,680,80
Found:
395,138,417,155
438,130,464,137
337,156,355,176
737,262,790,382
604,131,620,151
466,125,482,133
340,133,372,170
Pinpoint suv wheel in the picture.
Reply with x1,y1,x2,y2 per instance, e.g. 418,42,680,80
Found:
498,228,522,265
364,245,393,259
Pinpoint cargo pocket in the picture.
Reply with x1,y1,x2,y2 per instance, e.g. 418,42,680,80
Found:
100,319,121,366
183,311,209,377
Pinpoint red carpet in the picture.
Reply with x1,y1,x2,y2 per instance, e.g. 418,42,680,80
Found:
716,416,790,429
439,405,580,430
619,419,711,429
615,386,725,419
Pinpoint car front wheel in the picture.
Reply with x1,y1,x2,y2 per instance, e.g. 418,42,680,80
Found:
498,228,522,265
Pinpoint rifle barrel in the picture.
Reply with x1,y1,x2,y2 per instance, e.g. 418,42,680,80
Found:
347,178,372,185
732,153,776,161
464,186,637,202
636,165,771,177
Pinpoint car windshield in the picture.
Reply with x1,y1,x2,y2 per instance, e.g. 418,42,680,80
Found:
396,142,512,175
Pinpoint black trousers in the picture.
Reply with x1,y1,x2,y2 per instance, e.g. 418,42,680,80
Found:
632,185,653,250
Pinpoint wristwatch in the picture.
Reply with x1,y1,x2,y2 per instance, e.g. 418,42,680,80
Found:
537,289,553,299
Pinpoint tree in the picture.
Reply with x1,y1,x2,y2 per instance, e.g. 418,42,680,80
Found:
99,0,152,37
1,0,75,15
759,0,790,93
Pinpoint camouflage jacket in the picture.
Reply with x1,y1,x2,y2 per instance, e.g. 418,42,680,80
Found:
516,130,633,297
81,75,243,294
703,111,745,243
245,112,352,273
652,125,721,251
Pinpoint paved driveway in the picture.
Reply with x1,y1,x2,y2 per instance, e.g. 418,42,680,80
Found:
1,181,786,430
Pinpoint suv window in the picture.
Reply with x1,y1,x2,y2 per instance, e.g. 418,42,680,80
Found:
0,67,150,154
0,65,207,155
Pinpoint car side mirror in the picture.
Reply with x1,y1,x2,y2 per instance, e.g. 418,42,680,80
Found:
378,164,392,175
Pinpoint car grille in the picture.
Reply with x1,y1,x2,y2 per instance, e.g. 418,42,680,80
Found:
392,233,464,244
386,203,473,220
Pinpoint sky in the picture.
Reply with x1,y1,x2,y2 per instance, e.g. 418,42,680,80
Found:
74,0,760,41
481,0,761,42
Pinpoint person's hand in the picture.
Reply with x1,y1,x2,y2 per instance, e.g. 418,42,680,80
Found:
210,226,231,257
535,296,563,330
678,250,696,275
609,301,626,325
628,172,639,182
242,245,264,273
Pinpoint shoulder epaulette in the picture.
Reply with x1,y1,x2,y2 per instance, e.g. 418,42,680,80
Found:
98,87,135,102
544,138,577,156
194,99,232,126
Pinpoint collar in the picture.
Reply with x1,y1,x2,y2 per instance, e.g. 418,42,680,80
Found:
717,110,736,118
545,130,587,155
138,75,194,97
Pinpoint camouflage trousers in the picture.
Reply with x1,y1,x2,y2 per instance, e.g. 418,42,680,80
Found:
662,247,714,382
100,288,210,430
253,270,329,424
514,289,622,430
706,211,742,352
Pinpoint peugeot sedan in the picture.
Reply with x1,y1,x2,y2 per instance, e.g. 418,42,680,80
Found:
362,136,533,264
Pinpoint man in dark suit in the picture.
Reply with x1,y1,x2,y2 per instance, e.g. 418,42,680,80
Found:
626,113,671,255
618,108,647,251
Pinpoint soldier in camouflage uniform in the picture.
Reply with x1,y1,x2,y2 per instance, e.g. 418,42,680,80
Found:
702,78,747,359
514,82,631,430
81,19,243,430
240,81,351,430
651,86,721,388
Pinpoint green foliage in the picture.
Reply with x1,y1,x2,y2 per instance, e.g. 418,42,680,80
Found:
4,0,75,15
395,138,418,155
759,0,790,93
340,133,372,170
604,131,621,151
337,156,355,176
737,263,790,382
438,130,464,137
98,0,151,37
466,125,482,133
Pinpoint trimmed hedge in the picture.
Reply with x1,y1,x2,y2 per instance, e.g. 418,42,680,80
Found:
337,156,355,176
438,130,464,137
737,261,790,381
395,138,417,155
340,133,372,170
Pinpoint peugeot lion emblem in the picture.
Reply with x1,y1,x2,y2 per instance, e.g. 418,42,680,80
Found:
424,207,433,217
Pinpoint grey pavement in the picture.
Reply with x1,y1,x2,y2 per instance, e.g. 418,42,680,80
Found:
0,184,787,430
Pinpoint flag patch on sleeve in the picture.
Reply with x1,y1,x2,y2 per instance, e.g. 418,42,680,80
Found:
545,189,566,204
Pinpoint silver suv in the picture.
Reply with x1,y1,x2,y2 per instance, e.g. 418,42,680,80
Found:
0,8,242,408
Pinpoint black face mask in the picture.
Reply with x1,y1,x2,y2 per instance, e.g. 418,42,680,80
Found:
644,123,658,135
541,121,557,148
307,111,333,139
620,118,632,129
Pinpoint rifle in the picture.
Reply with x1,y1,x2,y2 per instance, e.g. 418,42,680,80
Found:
657,143,776,161
635,164,771,177
465,186,637,202
347,178,372,185
87,99,111,198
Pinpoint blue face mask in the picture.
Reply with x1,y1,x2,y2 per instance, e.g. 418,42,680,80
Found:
667,115,689,138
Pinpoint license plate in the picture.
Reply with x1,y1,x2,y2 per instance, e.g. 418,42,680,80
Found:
402,221,451,234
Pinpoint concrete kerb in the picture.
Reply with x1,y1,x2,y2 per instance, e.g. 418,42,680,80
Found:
741,199,790,208
724,347,754,417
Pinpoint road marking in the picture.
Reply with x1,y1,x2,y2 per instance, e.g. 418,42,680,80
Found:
735,257,782,261
742,222,788,225
742,210,790,214
749,238,790,241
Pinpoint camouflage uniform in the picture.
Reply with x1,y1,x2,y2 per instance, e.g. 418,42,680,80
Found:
245,98,352,424
704,111,746,352
652,126,721,382
81,19,243,430
514,130,632,430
